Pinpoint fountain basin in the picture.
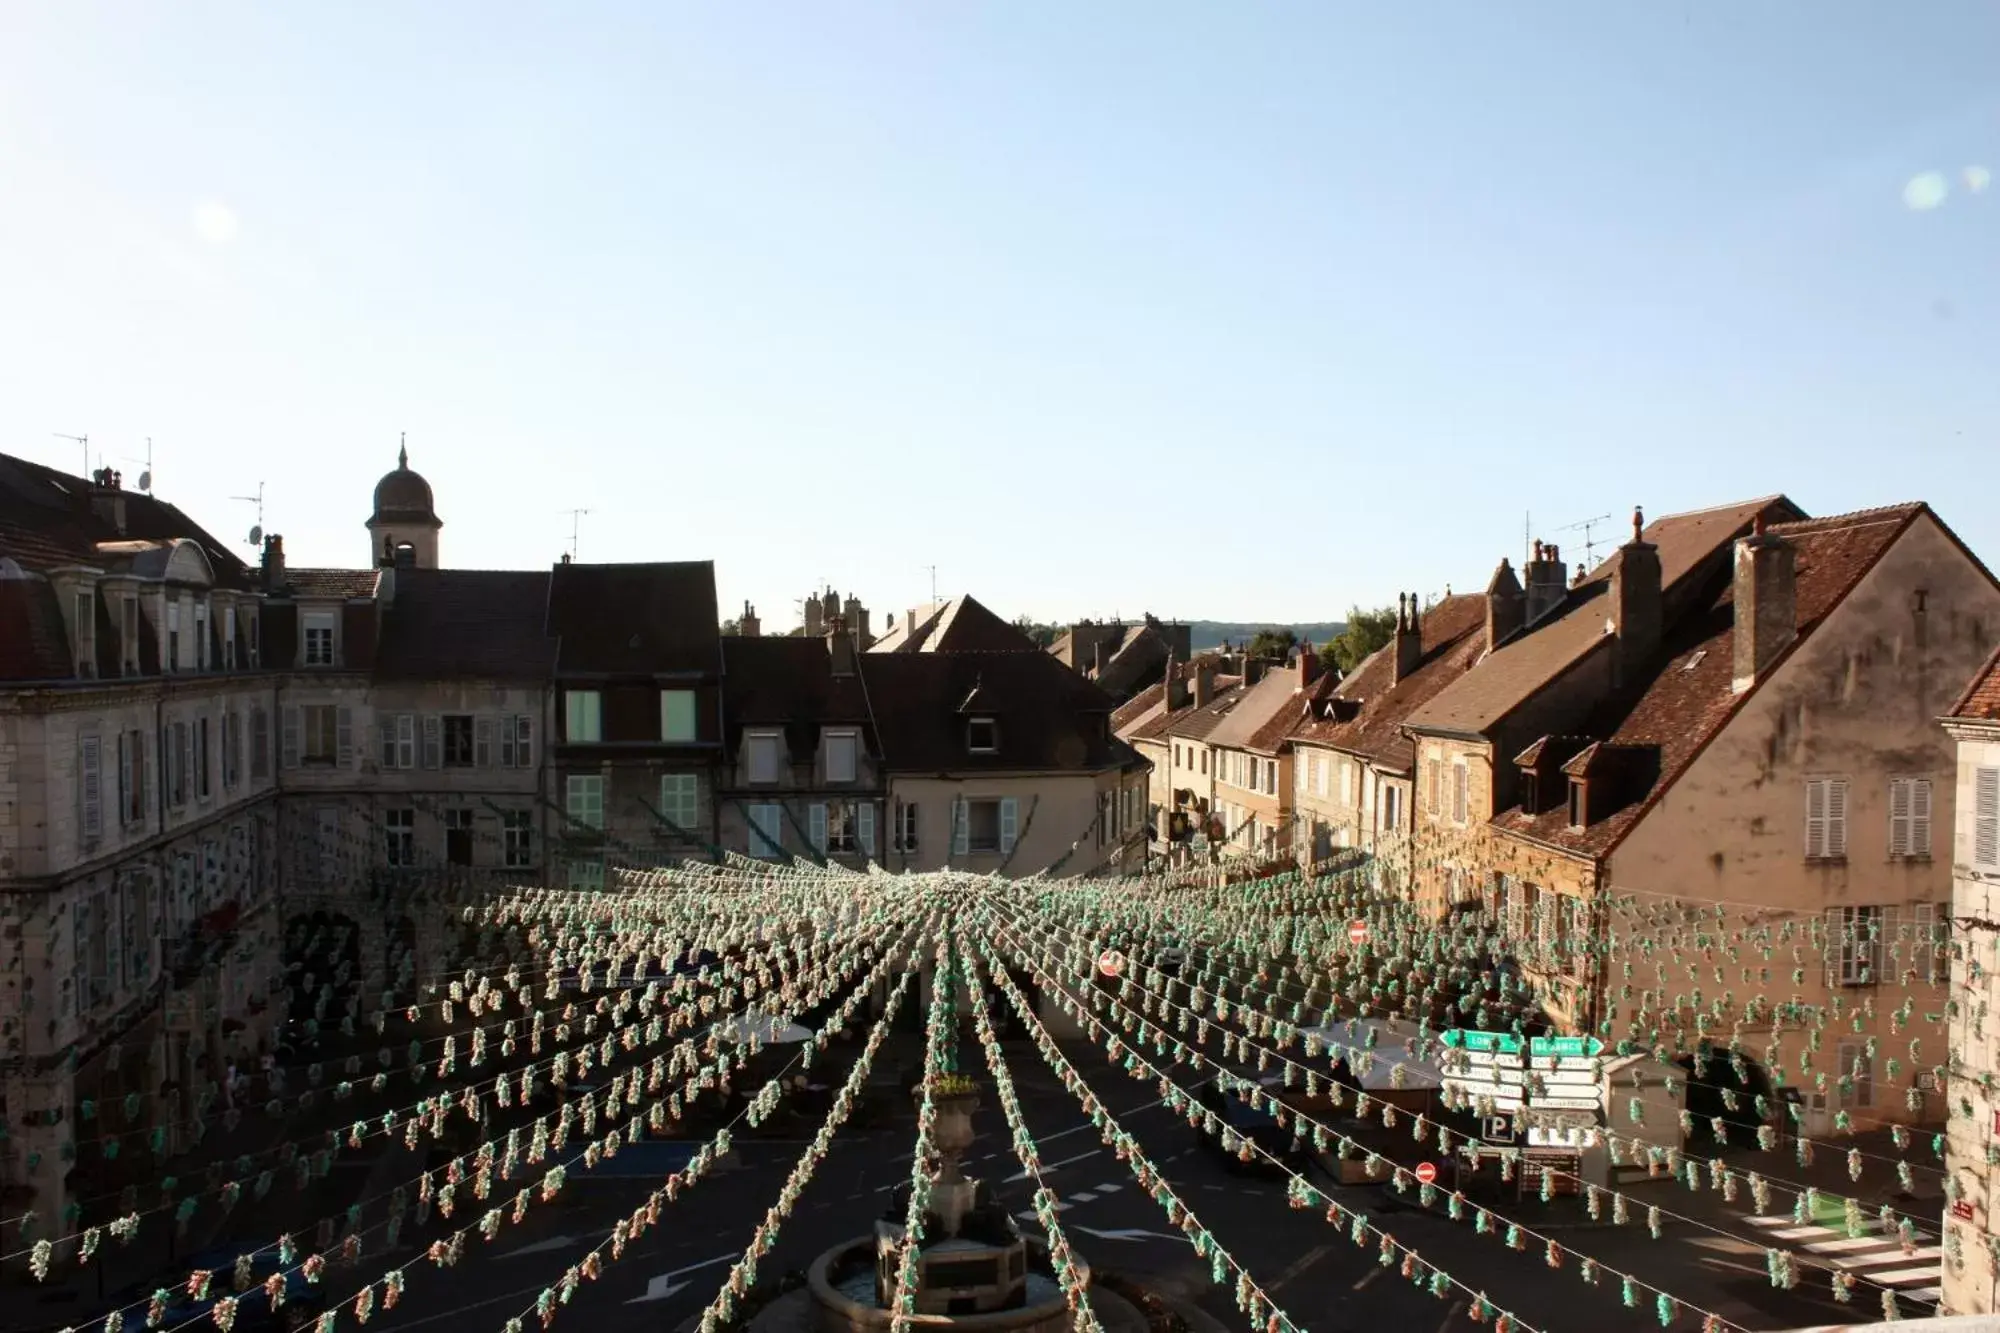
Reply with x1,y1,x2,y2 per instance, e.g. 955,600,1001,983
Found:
807,1234,1083,1333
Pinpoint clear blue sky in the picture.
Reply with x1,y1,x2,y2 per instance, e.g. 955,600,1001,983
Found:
2,4,1994,629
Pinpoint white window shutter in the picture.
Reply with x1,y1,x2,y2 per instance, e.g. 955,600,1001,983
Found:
499,716,517,768
379,717,396,769
1805,780,1827,859
1912,779,1933,858
1888,779,1911,857
397,714,416,768
809,803,828,854
116,733,132,825
858,803,875,857
475,716,493,768
281,707,301,770
1000,798,1019,854
1827,779,1849,858
516,714,534,768
336,707,354,769
952,797,970,857
1977,767,2000,869
421,715,442,769
80,735,103,846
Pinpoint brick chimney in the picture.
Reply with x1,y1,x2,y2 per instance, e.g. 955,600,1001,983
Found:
1523,540,1569,625
1608,507,1662,686
1485,558,1524,654
1163,653,1189,709
804,592,824,638
827,613,855,676
843,593,870,649
89,468,128,536
1392,592,1423,685
261,534,286,592
1732,513,1795,695
1192,662,1215,708
1297,640,1320,688
739,600,761,637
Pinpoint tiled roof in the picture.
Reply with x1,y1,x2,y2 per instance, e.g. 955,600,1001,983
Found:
861,650,1124,773
0,452,257,589
1289,594,1488,773
1494,504,1925,859
868,594,1037,654
1110,677,1171,736
547,560,721,676
1156,681,1247,744
722,635,879,767
1949,644,2000,723
282,568,382,599
1406,496,1804,737
0,577,70,681
375,570,556,679
1206,664,1318,754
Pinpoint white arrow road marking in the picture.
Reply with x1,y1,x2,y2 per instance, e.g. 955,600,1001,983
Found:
1069,1225,1180,1244
626,1253,739,1304
1006,1148,1100,1183
1038,1076,1215,1146
498,1234,580,1258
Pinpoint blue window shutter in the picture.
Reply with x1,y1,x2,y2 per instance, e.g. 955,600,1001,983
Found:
1000,798,1019,854
857,803,875,857
809,803,827,854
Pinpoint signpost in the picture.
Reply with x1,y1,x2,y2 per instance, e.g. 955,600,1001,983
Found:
1097,949,1124,979
1346,920,1369,947
1414,1161,1437,1186
1439,1030,1607,1116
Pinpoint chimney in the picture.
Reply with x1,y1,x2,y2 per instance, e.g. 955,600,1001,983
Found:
1392,592,1423,684
1163,653,1189,709
1192,663,1215,708
1245,658,1266,686
1485,558,1525,654
843,594,870,649
1092,637,1105,677
804,593,823,637
261,534,286,592
740,600,761,637
1732,513,1796,694
560,551,572,565
1523,539,1569,625
1297,640,1320,688
827,614,855,676
1608,507,1662,686
89,468,128,536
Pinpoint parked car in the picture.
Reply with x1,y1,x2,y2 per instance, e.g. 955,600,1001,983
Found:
1193,1081,1299,1174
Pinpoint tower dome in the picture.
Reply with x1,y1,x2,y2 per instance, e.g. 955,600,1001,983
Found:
365,436,443,568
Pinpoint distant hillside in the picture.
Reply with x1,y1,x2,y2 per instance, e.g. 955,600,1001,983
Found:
1185,621,1345,653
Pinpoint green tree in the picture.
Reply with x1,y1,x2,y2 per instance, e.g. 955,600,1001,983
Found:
1321,605,1398,675
1247,627,1298,660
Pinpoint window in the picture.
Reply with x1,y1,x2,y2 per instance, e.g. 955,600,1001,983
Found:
420,714,442,769
195,716,211,800
1317,754,1330,799
302,705,339,766
194,601,208,670
1828,905,1882,986
503,813,534,869
384,809,415,867
568,858,605,891
302,612,335,667
250,708,270,780
247,611,260,667
823,730,858,783
117,729,146,825
79,734,103,849
894,800,919,853
444,809,474,866
224,605,237,668
73,591,95,677
966,717,998,753
379,714,416,769
442,714,475,767
221,712,238,789
814,802,860,854
1426,759,1441,814
565,775,606,831
1200,749,1208,775
1978,767,2000,870
660,689,698,743
659,773,699,831
564,690,602,742
746,731,781,784
120,596,140,676
167,721,189,806
1888,777,1933,858
1913,901,1949,985
746,803,784,858
1452,763,1469,825
955,797,1018,856
1381,784,1402,834
166,600,181,672
1805,778,1849,860
500,714,535,768
1567,782,1583,829
1836,1039,1875,1108
1562,896,1591,977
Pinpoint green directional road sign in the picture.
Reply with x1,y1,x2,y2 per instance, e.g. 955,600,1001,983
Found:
1441,1029,1524,1054
1529,1035,1605,1059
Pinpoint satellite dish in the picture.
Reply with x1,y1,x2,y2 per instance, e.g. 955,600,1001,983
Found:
137,471,152,492
247,525,263,547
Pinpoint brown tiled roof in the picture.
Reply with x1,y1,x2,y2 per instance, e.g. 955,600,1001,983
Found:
283,568,382,599
722,635,879,766
1206,664,1319,754
1406,496,1804,737
867,594,1037,654
862,650,1122,773
0,452,257,588
547,560,721,676
375,570,556,679
1111,677,1171,736
1950,644,2000,722
1494,504,1925,859
1156,681,1247,744
1290,593,1488,773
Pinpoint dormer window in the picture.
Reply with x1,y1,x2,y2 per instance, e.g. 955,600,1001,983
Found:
302,611,336,667
967,717,998,754
564,689,602,742
224,605,237,669
823,729,858,783
746,730,781,783
247,611,261,667
1567,780,1585,829
120,596,140,676
73,591,96,678
194,600,209,670
659,688,697,743
166,600,181,673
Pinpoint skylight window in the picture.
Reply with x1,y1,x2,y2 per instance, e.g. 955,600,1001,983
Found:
1683,650,1707,671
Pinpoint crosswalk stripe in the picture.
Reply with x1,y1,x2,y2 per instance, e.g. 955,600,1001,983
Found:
1870,1265,1944,1285
1799,1236,1906,1256
1069,1191,1097,1204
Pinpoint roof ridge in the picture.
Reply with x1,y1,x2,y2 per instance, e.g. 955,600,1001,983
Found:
1770,502,1925,534
1651,493,1791,521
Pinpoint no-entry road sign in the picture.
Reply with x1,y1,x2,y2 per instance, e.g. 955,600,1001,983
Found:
1414,1162,1438,1186
1346,920,1369,946
1097,949,1124,979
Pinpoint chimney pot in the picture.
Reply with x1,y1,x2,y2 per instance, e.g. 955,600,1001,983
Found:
1732,524,1796,693
1193,663,1215,708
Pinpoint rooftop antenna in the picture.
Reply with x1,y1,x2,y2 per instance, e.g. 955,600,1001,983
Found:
1524,510,1532,571
560,508,591,562
53,432,88,477
1558,513,1614,568
924,564,938,608
232,482,266,548
122,439,155,493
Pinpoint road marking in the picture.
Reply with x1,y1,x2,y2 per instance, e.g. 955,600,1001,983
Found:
627,1253,739,1304
498,1233,581,1258
1093,1181,1121,1193
1353,1267,1383,1291
1070,1225,1181,1244
1038,1078,1215,1146
1270,1244,1332,1291
1007,1148,1100,1182
367,1281,553,1330
1872,1264,1946,1285
1436,1302,1465,1332
1071,1191,1098,1204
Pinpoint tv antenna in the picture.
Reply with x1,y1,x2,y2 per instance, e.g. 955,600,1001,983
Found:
122,439,155,493
53,432,89,477
560,508,591,562
232,482,266,548
923,564,938,608
1558,513,1614,568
